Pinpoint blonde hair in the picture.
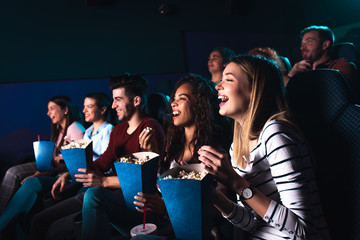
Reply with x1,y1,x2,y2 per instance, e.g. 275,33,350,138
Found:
231,55,290,168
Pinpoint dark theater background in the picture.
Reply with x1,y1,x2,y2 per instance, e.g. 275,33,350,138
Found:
0,0,360,237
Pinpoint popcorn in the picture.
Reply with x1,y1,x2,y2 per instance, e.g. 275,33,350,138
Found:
157,163,213,240
61,141,88,150
60,140,93,182
114,152,160,210
116,155,150,165
143,127,153,133
162,170,207,180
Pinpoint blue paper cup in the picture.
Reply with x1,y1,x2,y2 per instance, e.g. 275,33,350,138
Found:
158,164,213,240
114,152,159,210
60,140,93,182
33,141,55,171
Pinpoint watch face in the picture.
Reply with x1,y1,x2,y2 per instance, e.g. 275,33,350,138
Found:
243,188,253,199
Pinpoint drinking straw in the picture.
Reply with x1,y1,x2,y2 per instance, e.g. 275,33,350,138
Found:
37,134,40,141
143,206,147,229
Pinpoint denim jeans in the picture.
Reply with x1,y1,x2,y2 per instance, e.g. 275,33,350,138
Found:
29,188,84,240
81,187,170,240
81,187,141,240
0,176,56,231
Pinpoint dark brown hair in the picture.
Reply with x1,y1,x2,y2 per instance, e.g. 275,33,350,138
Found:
163,74,232,171
49,96,81,154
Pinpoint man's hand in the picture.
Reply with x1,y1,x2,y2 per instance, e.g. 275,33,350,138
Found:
51,172,71,200
288,60,313,78
75,168,106,188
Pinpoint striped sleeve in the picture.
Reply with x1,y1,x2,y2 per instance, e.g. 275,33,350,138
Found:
260,122,318,239
225,121,327,239
224,202,256,232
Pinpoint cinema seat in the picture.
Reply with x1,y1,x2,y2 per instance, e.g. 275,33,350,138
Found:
286,69,360,240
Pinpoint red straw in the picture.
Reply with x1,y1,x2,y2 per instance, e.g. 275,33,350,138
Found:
143,206,147,229
37,134,40,141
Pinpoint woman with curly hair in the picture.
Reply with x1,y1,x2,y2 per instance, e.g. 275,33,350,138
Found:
161,74,232,170
132,74,233,237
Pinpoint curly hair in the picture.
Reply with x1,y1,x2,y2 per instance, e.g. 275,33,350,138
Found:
163,74,232,171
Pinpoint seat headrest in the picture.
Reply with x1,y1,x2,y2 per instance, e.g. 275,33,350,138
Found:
332,42,360,62
286,69,355,128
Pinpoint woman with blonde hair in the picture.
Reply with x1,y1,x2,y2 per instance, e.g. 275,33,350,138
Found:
198,55,330,239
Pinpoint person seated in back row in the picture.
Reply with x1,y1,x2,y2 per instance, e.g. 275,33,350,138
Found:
248,47,290,85
208,47,236,84
284,25,359,92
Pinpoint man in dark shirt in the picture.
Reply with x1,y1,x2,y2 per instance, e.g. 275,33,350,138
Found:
284,25,358,93
29,74,165,239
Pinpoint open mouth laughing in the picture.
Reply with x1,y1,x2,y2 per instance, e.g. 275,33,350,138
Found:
218,95,229,106
172,110,180,119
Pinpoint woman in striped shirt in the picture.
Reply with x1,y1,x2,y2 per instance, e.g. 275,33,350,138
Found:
198,55,330,239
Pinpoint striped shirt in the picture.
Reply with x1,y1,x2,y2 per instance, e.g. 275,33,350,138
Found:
226,120,330,240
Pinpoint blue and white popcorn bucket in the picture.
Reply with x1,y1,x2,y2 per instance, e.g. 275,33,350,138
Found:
114,151,160,210
158,164,213,240
60,140,93,182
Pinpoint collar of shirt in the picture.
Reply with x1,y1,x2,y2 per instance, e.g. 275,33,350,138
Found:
85,122,108,139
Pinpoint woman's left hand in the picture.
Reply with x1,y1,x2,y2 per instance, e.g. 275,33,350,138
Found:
21,175,32,185
21,170,49,185
198,145,240,187
133,192,166,215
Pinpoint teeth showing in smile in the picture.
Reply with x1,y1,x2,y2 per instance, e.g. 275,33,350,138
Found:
218,95,229,102
172,110,180,116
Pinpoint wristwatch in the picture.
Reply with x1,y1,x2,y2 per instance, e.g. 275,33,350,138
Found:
240,185,254,200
